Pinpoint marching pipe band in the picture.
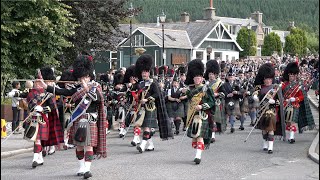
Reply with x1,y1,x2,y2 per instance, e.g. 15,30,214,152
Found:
4,53,318,176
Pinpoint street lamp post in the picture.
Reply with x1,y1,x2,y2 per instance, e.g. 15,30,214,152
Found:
128,3,134,65
159,10,166,65
247,21,252,60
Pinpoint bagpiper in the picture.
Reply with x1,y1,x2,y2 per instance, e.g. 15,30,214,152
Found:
282,62,316,143
204,60,226,143
182,59,215,164
253,63,284,154
134,54,173,153
39,55,107,179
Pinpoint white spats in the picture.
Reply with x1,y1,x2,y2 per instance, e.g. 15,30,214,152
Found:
32,153,39,162
133,135,140,144
211,132,215,139
195,149,203,159
268,141,274,151
48,146,55,154
263,140,268,149
137,140,147,153
38,152,44,164
77,159,85,174
289,131,295,140
146,138,154,150
85,161,91,172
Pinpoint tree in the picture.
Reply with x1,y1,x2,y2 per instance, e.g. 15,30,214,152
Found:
1,0,76,98
60,0,142,68
284,28,308,56
236,28,257,57
262,32,282,56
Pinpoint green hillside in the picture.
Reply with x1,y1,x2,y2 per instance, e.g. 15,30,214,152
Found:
128,0,319,32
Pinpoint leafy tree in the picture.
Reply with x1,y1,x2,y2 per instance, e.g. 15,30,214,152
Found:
1,0,76,98
236,28,257,57
262,32,282,56
60,0,142,68
284,28,308,56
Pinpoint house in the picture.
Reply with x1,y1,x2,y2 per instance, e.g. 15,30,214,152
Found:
93,0,285,73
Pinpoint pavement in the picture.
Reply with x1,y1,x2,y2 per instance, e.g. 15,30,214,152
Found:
307,89,319,164
1,90,319,164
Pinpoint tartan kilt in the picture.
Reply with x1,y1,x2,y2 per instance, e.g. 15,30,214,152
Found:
167,102,184,118
34,116,49,141
214,102,227,133
187,114,210,139
182,101,188,118
258,109,277,132
42,111,64,146
311,80,318,90
68,115,98,147
226,100,241,116
141,108,158,128
240,97,249,113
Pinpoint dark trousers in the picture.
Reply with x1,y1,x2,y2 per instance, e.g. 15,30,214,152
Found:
12,107,20,132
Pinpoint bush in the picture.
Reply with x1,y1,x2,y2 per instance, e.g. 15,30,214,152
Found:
1,97,12,105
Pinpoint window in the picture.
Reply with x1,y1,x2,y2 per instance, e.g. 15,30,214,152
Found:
196,51,203,59
110,51,117,69
134,35,144,47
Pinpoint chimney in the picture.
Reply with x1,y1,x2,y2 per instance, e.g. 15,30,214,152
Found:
156,15,160,27
181,12,190,22
251,11,263,24
287,21,296,31
203,0,216,20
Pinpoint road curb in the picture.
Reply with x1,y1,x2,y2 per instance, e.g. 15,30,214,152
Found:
308,132,319,164
307,95,319,164
308,95,319,109
1,147,33,159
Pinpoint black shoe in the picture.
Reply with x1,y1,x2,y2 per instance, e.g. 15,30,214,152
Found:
77,172,84,176
194,158,201,164
174,130,179,135
48,151,55,155
289,139,295,144
119,134,124,138
239,126,244,130
230,128,235,133
268,150,273,154
32,161,42,168
183,127,187,131
137,145,143,153
146,148,154,151
131,141,137,146
263,148,268,151
83,171,92,179
250,122,254,126
42,150,47,157
210,138,215,143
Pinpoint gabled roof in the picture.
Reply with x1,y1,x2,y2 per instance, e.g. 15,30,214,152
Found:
119,27,192,49
119,20,220,47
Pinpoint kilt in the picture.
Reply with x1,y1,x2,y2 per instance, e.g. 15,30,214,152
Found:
214,102,227,132
141,109,158,128
33,116,49,141
187,113,210,139
42,111,64,146
182,101,188,118
311,80,318,90
226,100,241,116
240,97,249,113
167,102,184,118
258,109,276,132
68,114,98,147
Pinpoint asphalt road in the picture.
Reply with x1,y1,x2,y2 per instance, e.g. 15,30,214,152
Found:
1,105,319,180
